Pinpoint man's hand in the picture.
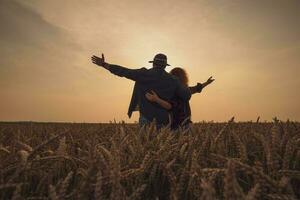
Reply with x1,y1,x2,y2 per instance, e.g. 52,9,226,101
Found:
91,53,109,69
145,90,159,102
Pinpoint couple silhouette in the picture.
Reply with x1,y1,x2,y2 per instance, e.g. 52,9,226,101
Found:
91,53,214,129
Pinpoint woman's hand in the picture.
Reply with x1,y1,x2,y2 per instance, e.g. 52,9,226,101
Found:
201,76,215,89
145,90,159,102
206,76,215,85
145,90,172,110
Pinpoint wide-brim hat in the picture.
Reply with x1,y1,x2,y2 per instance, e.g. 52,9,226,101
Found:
149,53,170,66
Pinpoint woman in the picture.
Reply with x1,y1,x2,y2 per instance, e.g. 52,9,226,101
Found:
145,67,214,129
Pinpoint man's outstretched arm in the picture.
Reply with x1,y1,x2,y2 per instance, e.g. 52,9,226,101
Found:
91,53,147,82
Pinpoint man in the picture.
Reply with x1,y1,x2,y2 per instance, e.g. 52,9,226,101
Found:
91,53,191,126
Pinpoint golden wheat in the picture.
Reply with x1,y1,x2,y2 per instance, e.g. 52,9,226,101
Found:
0,119,299,199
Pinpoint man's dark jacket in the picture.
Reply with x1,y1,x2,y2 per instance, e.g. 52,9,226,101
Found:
107,64,191,125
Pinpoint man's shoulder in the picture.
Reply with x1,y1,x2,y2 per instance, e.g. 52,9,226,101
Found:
169,73,178,80
141,68,179,83
158,70,180,82
132,67,149,75
137,67,150,73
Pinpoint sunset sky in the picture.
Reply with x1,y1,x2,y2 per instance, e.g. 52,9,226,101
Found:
1,0,300,122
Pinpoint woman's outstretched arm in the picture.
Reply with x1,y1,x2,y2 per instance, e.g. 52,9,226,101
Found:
190,76,215,94
145,91,172,110
189,83,203,94
202,76,215,88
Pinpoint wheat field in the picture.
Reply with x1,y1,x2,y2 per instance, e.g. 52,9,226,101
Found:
0,118,299,200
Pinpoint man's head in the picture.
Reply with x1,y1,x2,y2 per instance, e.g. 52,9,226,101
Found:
149,53,170,68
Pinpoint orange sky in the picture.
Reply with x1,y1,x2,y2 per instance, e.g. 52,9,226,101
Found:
1,0,300,122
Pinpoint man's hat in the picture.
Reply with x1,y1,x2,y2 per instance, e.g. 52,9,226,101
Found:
149,53,170,66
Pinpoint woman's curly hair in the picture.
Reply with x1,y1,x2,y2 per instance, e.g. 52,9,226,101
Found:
170,67,189,87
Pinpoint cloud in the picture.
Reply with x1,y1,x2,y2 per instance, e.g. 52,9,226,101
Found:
0,0,75,48
0,0,83,94
201,0,300,50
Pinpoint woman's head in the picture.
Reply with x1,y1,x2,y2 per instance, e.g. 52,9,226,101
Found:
170,67,189,87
